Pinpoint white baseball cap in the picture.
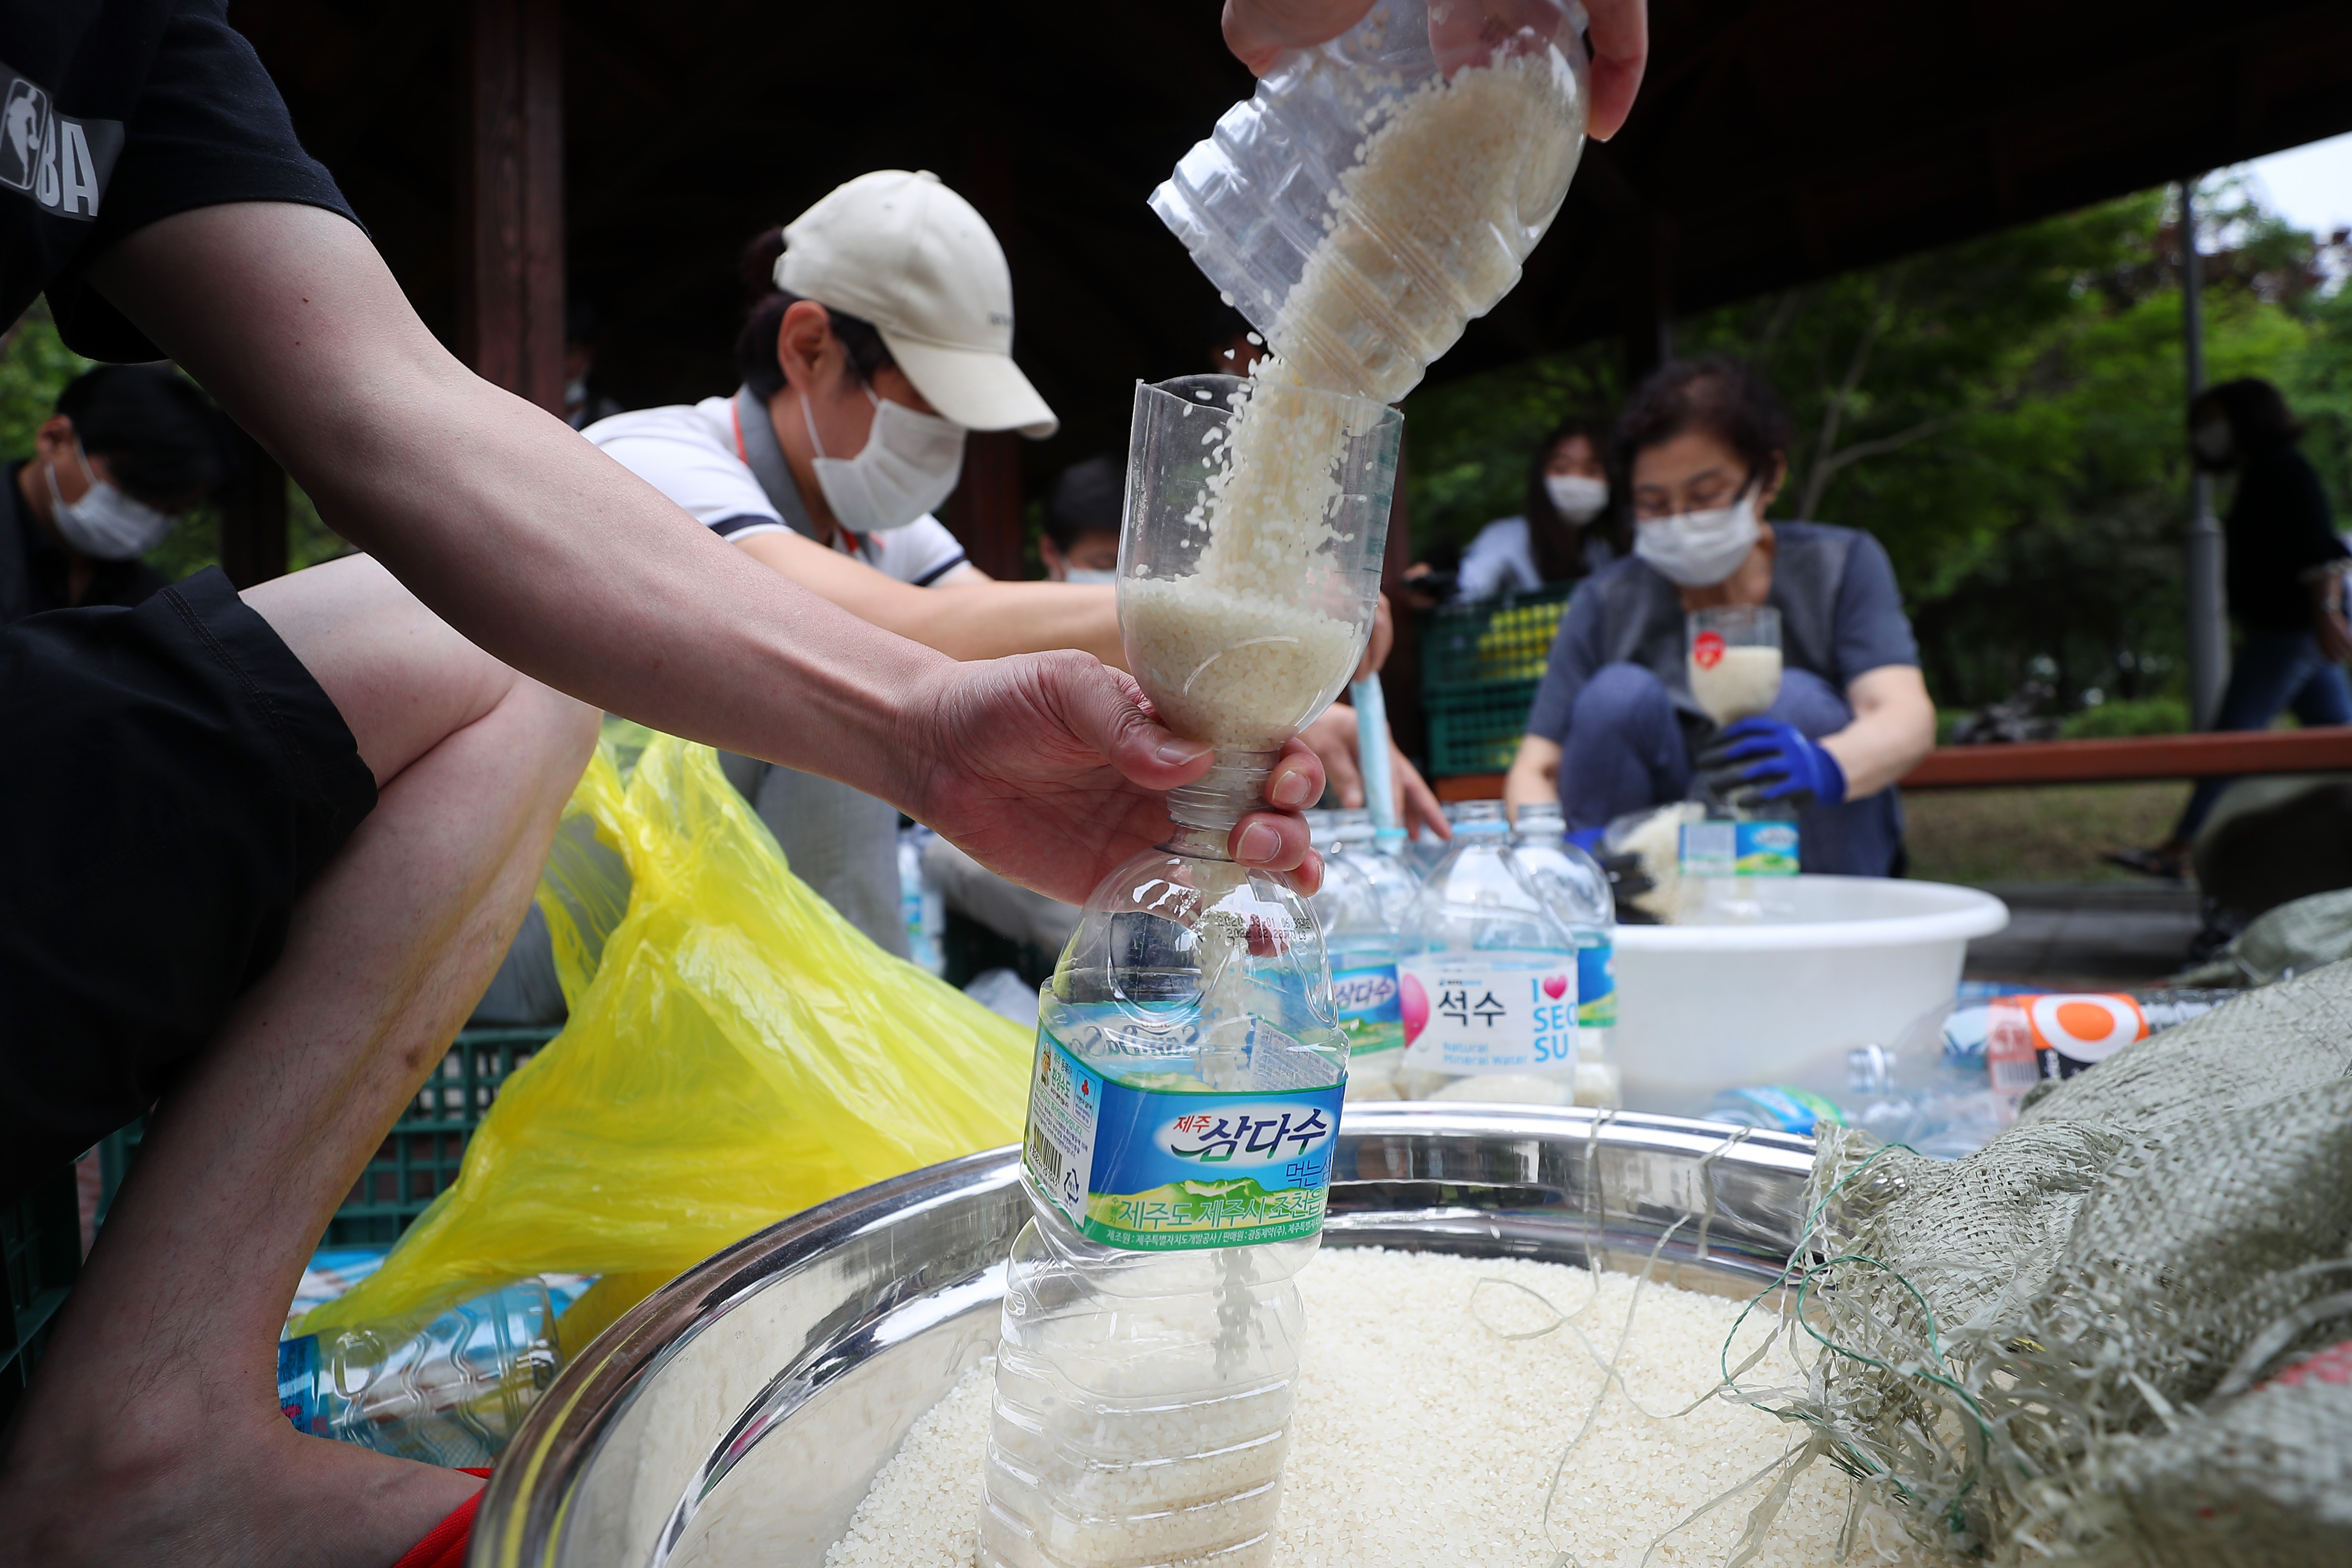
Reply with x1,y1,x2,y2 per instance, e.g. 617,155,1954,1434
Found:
778,169,1058,439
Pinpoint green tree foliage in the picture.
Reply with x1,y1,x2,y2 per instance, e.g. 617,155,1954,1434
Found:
1402,175,2352,718
0,304,91,456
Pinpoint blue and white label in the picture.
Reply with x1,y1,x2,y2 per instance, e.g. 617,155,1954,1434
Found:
1396,954,1579,1076
1680,819,1800,877
1577,943,1616,1030
1022,1028,1345,1251
1331,961,1404,1058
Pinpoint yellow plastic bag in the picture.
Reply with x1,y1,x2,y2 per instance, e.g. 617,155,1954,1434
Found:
300,730,1030,1335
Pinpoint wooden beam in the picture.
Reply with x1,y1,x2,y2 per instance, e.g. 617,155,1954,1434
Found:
944,431,1028,580
458,0,564,414
1431,728,2352,805
938,124,1031,582
216,426,288,589
1435,772,1506,803
1903,728,2352,788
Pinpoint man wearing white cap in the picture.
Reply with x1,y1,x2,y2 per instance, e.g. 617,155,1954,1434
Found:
587,171,1130,948
589,171,1115,651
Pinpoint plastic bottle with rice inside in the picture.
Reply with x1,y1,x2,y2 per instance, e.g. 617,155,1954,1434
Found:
1151,0,1591,408
1509,801,1620,1107
1397,800,1583,1103
1310,810,1408,1101
979,374,1397,1568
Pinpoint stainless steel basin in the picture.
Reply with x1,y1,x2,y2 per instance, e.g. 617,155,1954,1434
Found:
472,1104,1815,1568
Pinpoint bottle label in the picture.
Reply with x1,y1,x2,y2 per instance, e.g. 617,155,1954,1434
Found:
1577,944,1616,1030
277,1334,322,1434
1716,1086,1844,1135
1680,819,1800,877
1985,994,2147,1103
1396,955,1579,1075
1331,962,1404,1058
1021,1027,1344,1251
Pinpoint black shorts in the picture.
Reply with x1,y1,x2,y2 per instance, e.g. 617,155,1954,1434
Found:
0,568,376,1204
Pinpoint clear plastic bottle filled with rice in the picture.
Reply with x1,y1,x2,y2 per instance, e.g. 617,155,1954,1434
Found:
1152,0,1590,408
978,373,1399,1568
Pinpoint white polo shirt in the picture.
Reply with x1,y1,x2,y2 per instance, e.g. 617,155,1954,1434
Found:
583,397,970,587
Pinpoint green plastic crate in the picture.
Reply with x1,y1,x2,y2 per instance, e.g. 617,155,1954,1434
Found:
1422,585,1571,686
1424,676,1544,778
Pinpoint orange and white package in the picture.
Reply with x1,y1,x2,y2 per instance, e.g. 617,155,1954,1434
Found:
1984,992,2150,1111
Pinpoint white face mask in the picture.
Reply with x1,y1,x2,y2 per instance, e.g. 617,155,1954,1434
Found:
800,385,965,532
1635,490,1762,588
1062,566,1118,586
2190,417,2234,466
46,443,175,560
1544,473,1608,523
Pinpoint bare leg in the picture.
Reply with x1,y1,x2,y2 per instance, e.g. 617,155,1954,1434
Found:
0,556,598,1568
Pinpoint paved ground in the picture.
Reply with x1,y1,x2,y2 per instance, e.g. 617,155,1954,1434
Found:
1962,881,2203,991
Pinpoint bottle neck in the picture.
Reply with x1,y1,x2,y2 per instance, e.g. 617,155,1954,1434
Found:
1163,748,1279,859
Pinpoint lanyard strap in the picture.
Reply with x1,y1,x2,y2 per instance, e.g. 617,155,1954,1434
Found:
729,385,823,542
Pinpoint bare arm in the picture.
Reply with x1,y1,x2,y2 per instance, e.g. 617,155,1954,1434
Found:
1820,665,1937,799
1504,733,1562,816
86,203,1322,899
733,532,1125,668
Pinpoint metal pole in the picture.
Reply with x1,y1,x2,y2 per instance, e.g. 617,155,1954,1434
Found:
2180,178,2229,730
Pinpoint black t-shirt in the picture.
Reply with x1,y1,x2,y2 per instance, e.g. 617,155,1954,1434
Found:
2223,444,2345,634
0,457,168,622
0,0,355,363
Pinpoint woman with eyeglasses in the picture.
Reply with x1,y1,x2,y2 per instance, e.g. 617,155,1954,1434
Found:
1502,357,1936,876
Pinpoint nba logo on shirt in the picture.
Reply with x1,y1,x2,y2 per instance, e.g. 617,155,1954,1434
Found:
0,77,44,194
0,59,121,220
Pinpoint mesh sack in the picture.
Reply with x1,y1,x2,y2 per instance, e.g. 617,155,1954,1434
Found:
1746,959,2352,1565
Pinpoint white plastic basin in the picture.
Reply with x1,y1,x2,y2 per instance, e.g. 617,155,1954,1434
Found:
1611,875,2008,1114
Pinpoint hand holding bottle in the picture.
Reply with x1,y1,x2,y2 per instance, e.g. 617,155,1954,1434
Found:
895,651,1326,906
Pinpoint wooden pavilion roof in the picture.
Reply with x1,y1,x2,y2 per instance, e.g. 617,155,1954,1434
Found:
232,0,2352,479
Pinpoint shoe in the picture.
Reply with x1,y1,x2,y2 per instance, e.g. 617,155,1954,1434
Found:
2102,847,2186,881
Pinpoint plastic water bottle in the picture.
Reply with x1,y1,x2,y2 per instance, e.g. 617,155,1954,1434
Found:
1329,807,1422,926
276,1280,559,1467
1510,802,1621,1108
1397,800,1581,1104
1311,812,1406,1101
1836,1042,2009,1160
898,826,945,975
980,762,1347,1568
1403,802,1463,880
1707,1085,1845,1136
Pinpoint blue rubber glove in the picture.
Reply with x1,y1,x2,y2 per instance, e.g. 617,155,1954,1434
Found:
1697,718,1848,809
1566,826,1607,854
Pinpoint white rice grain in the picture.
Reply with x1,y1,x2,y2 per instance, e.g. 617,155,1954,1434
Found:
824,1248,1931,1568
